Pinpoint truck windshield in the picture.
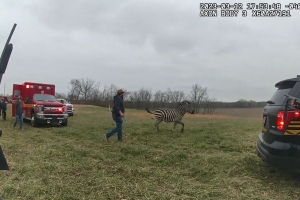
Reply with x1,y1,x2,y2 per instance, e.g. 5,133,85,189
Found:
33,94,57,102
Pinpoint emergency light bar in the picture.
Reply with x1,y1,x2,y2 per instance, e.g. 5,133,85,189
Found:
26,85,51,90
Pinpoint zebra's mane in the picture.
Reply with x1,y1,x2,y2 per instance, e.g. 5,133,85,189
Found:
177,100,190,106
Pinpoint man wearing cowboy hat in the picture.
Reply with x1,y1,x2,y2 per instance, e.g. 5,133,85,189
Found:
106,89,125,141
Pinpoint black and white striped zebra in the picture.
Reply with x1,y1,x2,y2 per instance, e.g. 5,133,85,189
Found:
146,100,195,133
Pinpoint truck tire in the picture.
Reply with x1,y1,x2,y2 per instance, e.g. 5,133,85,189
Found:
31,113,38,127
61,119,68,126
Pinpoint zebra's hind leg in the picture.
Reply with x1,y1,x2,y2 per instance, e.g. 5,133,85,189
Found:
155,119,163,133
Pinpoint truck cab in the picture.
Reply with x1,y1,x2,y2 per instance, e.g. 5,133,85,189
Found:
12,82,68,127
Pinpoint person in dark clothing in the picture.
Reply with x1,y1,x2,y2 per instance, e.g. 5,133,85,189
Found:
12,96,23,130
1,100,7,120
0,100,2,118
106,89,125,141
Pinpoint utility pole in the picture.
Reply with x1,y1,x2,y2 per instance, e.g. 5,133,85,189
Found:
3,83,5,96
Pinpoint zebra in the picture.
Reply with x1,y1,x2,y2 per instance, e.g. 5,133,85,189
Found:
145,100,195,133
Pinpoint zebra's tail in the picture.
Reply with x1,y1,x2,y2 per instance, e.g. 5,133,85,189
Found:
145,107,155,114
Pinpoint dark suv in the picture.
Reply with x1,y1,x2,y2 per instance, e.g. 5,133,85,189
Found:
257,75,300,173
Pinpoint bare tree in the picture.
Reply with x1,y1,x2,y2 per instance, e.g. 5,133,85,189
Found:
101,84,118,101
124,88,151,109
153,90,166,108
89,82,101,101
80,78,95,101
122,89,131,101
169,90,185,103
138,88,152,109
189,84,208,114
55,92,67,99
67,79,81,101
203,97,217,114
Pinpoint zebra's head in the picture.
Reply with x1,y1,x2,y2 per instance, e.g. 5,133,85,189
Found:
178,100,195,114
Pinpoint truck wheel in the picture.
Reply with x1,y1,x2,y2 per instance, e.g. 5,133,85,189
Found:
61,119,68,126
31,114,38,127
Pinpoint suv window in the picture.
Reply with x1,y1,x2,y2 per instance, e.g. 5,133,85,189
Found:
270,81,296,105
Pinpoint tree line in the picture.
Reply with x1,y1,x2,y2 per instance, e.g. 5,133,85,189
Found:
53,78,267,114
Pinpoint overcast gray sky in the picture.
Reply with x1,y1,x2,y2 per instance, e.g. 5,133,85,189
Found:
1,0,299,102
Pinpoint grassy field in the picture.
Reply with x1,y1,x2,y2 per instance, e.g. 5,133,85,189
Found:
214,107,264,118
0,105,300,199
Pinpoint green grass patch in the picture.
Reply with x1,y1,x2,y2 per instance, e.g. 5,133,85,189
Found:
0,105,299,199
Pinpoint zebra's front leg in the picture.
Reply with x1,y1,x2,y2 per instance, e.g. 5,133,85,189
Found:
172,121,178,133
155,119,163,133
177,121,184,133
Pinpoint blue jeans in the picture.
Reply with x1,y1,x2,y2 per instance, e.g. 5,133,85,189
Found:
13,114,23,130
106,116,123,141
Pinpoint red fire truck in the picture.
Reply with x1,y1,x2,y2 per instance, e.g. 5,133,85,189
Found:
12,82,69,127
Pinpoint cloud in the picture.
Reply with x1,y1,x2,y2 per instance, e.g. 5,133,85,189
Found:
0,0,299,101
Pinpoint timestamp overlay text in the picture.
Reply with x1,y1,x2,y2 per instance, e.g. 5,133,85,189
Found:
199,3,300,17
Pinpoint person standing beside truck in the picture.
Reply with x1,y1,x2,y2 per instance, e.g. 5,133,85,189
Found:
1,100,7,120
12,96,23,130
0,100,2,119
